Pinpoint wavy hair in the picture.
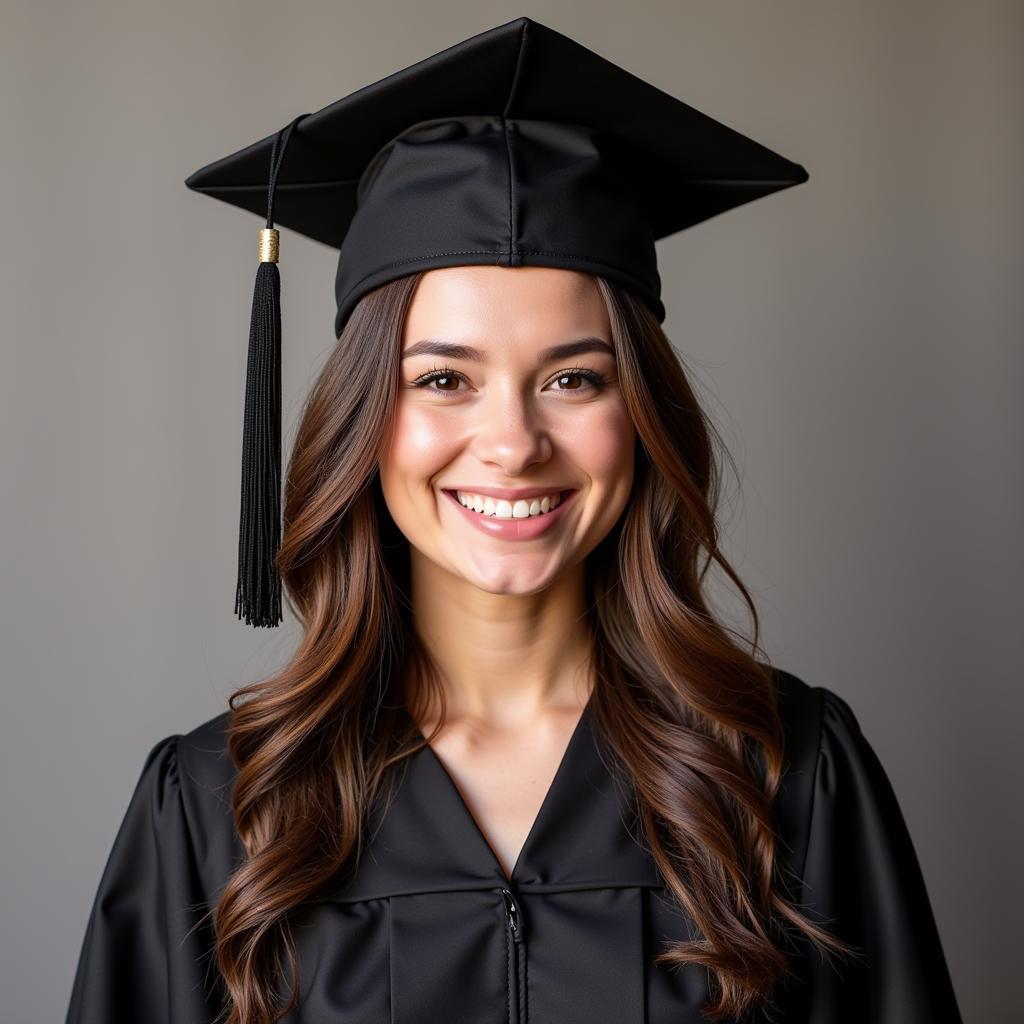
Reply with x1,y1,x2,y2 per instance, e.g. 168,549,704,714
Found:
209,271,856,1023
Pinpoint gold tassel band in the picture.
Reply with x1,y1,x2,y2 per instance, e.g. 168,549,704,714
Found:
258,228,280,263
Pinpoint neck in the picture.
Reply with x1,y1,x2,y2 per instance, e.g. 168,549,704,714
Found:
402,552,594,728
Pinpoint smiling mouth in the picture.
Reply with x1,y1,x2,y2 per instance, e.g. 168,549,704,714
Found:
441,488,577,519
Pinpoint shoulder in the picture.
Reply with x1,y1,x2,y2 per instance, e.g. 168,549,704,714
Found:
170,709,238,848
767,666,918,882
766,666,871,888
175,707,236,796
768,664,865,764
767,668,963,1018
132,709,241,900
136,708,235,796
767,667,820,856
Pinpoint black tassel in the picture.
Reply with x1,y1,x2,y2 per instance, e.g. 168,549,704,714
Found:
235,256,283,626
234,113,307,627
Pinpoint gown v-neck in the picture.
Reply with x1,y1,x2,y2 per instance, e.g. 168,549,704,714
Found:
403,693,595,884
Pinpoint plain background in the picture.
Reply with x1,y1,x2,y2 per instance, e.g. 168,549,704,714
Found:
2,1,1020,1021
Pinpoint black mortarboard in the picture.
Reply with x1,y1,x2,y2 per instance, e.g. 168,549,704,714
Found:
184,15,809,628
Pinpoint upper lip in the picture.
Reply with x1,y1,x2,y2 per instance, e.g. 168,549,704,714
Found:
442,485,575,500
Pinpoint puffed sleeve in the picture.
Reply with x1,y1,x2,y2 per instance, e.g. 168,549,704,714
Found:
65,734,223,1024
797,687,963,1023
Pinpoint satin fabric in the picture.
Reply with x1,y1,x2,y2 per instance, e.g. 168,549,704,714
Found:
64,668,963,1022
182,16,809,339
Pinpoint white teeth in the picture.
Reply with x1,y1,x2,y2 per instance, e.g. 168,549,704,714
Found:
455,490,563,519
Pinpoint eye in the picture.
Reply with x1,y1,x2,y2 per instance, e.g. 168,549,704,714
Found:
409,366,467,394
548,366,610,393
409,364,611,398
409,364,468,395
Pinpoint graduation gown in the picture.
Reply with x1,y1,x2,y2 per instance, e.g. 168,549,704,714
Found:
64,668,963,1023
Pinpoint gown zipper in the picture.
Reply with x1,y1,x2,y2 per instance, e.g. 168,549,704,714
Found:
500,886,527,1024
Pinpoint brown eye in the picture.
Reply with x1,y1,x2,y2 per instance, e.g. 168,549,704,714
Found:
548,368,608,393
411,365,608,398
410,367,467,396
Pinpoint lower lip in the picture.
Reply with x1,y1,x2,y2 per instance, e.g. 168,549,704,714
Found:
442,489,578,540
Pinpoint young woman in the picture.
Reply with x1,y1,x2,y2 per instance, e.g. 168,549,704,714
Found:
66,17,962,1024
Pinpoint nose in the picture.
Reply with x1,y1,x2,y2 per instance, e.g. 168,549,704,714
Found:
469,386,553,474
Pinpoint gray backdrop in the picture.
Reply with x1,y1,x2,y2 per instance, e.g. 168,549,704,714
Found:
3,2,1020,1021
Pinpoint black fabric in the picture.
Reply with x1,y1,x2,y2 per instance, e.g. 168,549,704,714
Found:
183,16,809,338
65,668,962,1022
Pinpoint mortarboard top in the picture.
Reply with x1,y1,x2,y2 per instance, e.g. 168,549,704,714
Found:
183,15,809,628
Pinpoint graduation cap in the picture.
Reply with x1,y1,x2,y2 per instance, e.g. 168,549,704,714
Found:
184,15,809,628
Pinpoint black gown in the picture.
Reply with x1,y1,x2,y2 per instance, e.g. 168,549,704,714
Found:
64,668,963,1023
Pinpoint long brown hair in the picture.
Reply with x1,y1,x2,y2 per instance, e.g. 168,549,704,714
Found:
210,271,855,1023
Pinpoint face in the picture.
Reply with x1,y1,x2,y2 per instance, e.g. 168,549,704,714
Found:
378,265,635,596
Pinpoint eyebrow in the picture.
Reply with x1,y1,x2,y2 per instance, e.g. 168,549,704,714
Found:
400,336,615,363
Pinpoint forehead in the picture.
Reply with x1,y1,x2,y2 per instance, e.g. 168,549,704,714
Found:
402,266,611,349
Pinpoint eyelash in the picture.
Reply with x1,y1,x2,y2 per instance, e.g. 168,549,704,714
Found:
410,364,611,397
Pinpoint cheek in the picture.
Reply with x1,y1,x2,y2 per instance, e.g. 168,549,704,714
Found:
559,404,635,482
381,404,462,484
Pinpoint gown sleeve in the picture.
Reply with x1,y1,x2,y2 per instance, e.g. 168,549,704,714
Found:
65,734,223,1024
797,686,963,1023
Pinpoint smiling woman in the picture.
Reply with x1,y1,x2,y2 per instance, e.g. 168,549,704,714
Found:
65,267,962,1024
66,15,962,1024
